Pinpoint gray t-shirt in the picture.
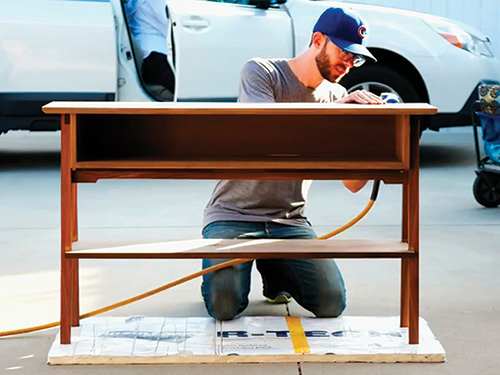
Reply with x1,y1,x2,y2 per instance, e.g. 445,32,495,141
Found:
203,58,347,228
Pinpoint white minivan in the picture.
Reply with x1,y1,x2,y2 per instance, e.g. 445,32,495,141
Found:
0,0,499,135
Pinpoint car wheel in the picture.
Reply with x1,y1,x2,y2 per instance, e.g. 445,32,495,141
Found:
473,173,500,208
340,65,420,104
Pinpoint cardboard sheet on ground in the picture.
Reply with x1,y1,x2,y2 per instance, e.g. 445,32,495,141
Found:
48,316,445,364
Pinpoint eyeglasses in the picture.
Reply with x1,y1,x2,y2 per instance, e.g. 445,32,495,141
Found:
326,38,366,68
338,49,366,68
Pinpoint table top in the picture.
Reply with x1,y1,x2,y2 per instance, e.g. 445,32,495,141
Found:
43,101,438,116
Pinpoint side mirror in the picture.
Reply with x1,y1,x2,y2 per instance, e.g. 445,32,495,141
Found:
249,0,287,9
249,0,271,9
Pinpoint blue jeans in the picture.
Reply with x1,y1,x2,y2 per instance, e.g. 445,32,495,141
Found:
201,221,346,320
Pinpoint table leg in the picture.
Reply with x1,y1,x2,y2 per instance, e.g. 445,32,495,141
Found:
72,184,78,242
70,183,80,327
400,259,409,328
408,117,420,345
71,259,80,327
408,257,419,344
400,182,409,328
60,114,72,344
402,183,408,243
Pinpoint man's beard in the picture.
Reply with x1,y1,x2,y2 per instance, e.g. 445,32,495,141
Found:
315,44,347,83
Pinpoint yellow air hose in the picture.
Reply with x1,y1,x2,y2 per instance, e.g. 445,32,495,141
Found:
0,180,381,338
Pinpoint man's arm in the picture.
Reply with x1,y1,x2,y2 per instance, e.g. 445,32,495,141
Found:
239,60,275,103
337,89,383,190
343,180,368,193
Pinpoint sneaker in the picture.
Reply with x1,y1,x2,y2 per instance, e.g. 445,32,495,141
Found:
265,291,292,304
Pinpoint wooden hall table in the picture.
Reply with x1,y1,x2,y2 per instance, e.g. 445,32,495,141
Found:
42,102,437,346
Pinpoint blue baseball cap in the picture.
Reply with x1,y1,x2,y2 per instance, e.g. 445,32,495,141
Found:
313,7,377,63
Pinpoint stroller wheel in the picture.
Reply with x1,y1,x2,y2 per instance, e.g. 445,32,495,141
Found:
473,173,500,208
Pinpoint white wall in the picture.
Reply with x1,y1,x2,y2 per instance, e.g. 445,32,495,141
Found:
346,0,500,58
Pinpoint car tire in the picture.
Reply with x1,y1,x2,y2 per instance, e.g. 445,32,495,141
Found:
340,64,420,104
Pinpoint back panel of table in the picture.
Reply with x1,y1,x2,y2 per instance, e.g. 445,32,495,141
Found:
74,113,409,171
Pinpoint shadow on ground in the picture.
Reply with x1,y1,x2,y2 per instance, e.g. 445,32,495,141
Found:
0,150,60,170
420,143,475,168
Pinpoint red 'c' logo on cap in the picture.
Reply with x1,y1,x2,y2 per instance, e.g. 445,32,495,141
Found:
358,26,367,39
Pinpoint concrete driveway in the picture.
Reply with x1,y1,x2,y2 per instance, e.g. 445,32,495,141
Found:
0,128,499,374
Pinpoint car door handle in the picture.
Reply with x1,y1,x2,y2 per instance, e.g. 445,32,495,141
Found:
181,16,210,31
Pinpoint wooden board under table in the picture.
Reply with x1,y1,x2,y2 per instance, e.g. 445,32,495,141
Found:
42,102,437,348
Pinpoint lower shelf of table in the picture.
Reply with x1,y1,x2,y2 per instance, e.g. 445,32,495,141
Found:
67,239,415,259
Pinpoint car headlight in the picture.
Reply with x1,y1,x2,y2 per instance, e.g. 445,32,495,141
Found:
424,18,494,57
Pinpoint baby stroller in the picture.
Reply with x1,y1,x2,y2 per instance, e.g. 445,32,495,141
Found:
472,84,500,208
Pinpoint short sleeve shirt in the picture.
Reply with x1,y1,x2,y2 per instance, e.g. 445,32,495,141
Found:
203,58,347,228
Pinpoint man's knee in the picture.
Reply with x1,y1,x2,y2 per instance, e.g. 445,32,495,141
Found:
311,287,346,318
203,267,248,320
209,289,245,320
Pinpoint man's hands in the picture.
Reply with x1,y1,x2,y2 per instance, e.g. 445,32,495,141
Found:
336,89,385,104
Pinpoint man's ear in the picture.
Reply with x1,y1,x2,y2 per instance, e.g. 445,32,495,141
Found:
311,32,326,50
